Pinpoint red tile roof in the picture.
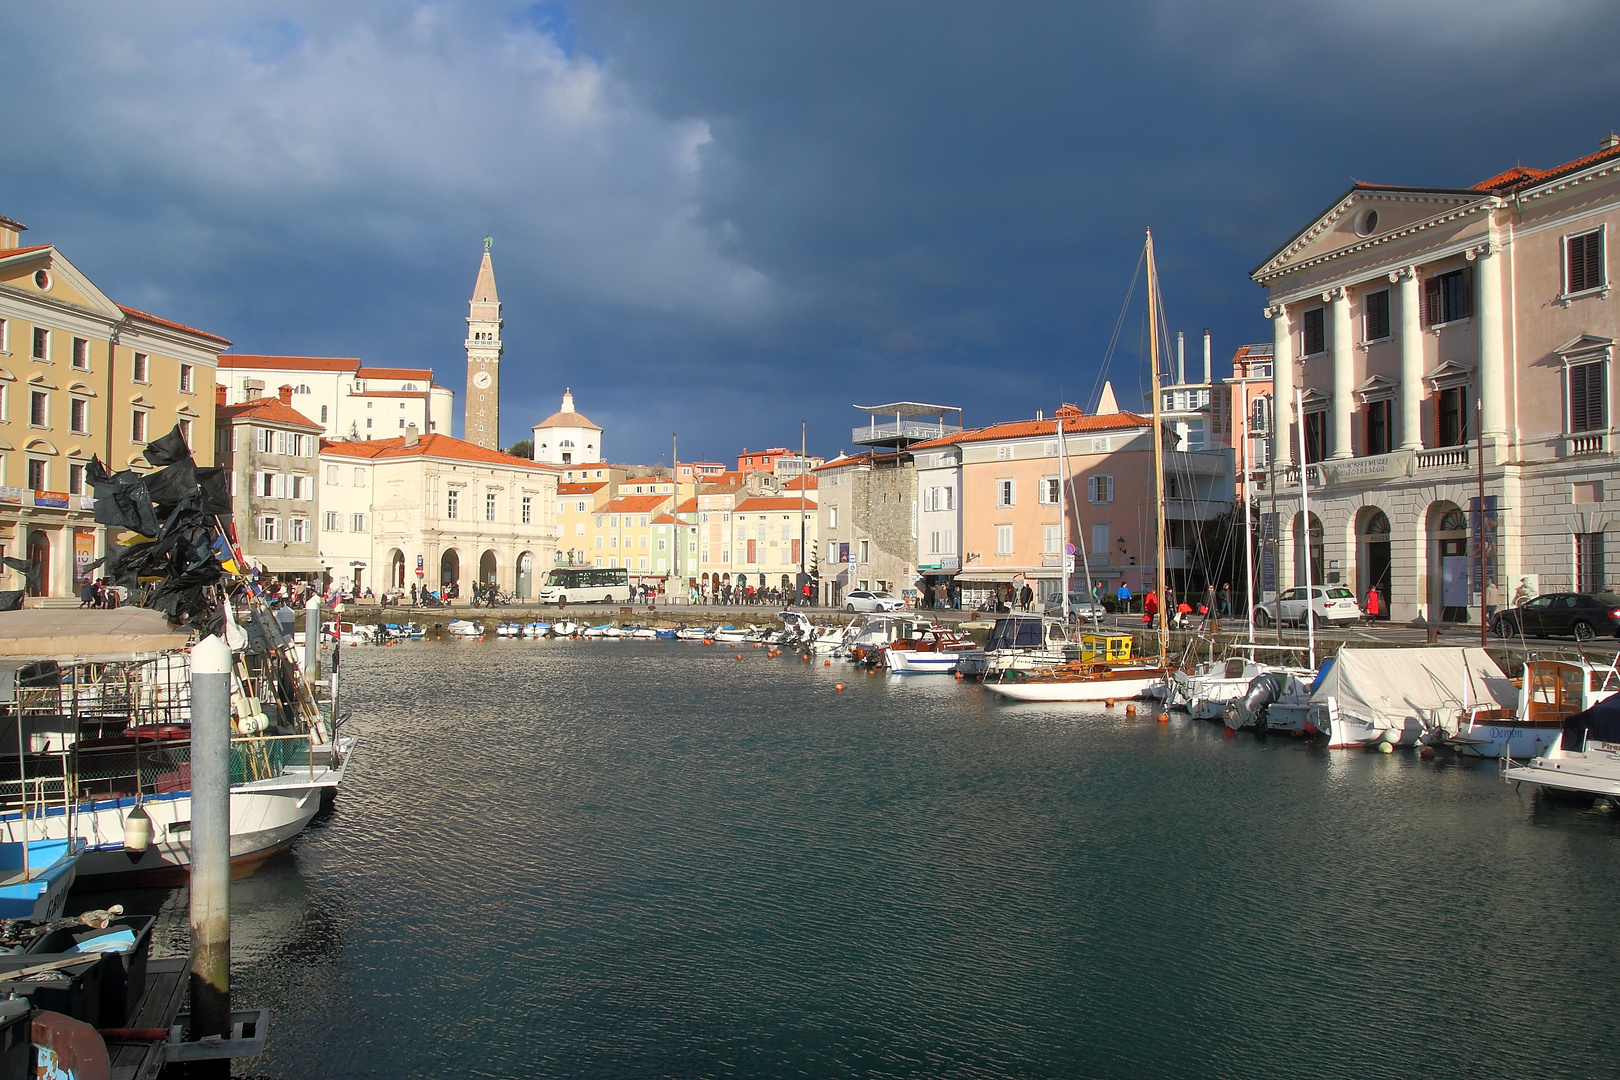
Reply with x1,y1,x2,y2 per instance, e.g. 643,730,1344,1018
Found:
0,217,28,233
1473,140,1620,193
650,513,678,525
0,245,51,260
674,497,699,513
558,482,607,495
780,475,818,490
219,355,361,372
356,366,433,381
319,433,558,469
599,494,672,514
217,398,323,430
117,305,231,346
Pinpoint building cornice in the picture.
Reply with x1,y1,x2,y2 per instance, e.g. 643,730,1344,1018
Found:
1253,193,1504,287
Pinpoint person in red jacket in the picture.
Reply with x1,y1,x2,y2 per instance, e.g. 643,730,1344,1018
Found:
1143,589,1159,626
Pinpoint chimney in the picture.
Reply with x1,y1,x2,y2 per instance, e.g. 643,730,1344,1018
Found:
1176,331,1186,385
405,422,419,447
0,214,25,250
1202,329,1212,385
1603,133,1620,152
277,385,293,406
215,383,228,407
243,378,264,400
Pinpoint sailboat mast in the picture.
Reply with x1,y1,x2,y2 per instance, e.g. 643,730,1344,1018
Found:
1146,230,1170,663
1242,386,1256,644
1057,417,1070,622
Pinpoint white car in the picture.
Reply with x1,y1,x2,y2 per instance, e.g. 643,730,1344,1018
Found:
1254,586,1362,628
844,590,903,613
1042,592,1108,622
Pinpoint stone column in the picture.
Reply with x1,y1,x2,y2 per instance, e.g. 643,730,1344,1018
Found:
1474,236,1507,445
1330,287,1354,459
1269,303,1293,467
1394,267,1423,450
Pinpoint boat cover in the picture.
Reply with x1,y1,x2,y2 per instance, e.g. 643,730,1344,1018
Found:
1561,693,1620,751
0,608,189,661
1311,647,1515,731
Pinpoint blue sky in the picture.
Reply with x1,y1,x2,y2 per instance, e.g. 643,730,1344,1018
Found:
4,1,1618,463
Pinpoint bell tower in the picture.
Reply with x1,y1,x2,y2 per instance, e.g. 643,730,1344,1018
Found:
464,238,502,449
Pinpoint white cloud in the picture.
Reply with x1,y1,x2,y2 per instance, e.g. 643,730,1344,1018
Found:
6,2,772,322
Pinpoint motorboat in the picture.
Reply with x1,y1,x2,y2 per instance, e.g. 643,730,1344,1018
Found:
982,634,1165,702
552,619,580,637
1226,668,1319,733
323,621,369,647
676,626,711,641
1430,657,1620,759
1304,647,1516,748
626,626,659,640
0,838,81,922
495,621,522,638
523,621,552,638
1505,693,1620,799
653,628,679,641
886,626,976,675
447,619,482,638
712,626,751,643
954,614,1077,678
1179,651,1317,722
383,622,426,640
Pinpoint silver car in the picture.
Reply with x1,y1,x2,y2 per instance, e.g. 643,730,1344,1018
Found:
844,590,903,613
1254,586,1362,628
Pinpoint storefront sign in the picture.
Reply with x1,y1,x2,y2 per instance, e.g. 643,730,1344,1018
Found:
32,490,69,509
73,530,97,586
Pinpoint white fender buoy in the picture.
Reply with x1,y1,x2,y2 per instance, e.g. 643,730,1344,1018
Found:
123,803,153,864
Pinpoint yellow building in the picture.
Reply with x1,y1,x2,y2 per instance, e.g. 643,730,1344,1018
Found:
556,480,612,566
0,215,227,599
592,492,674,584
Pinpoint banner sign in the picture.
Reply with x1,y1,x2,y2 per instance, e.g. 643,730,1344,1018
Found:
73,530,97,586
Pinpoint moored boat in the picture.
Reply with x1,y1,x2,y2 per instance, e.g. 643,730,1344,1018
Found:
1434,657,1619,759
1505,693,1620,799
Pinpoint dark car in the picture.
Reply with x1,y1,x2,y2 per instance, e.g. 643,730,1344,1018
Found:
1490,592,1620,641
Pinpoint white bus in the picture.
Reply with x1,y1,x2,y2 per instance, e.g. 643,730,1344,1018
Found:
538,567,631,604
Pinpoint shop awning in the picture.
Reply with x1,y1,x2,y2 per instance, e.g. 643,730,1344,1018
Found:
956,569,1029,584
253,555,328,575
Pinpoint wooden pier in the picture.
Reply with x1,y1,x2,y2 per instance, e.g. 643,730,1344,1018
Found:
105,957,186,1080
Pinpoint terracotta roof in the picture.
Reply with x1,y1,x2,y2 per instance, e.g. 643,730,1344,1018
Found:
733,496,815,512
533,408,601,431
319,433,559,469
812,451,882,471
780,475,818,490
216,398,323,430
674,497,699,513
558,482,607,495
0,217,27,233
219,355,360,373
650,513,678,525
1473,140,1620,193
356,366,433,381
599,494,671,514
0,245,51,260
117,305,231,346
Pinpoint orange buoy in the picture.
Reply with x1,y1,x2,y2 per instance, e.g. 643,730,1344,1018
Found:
736,654,744,661
753,642,761,649
1223,727,1235,739
1105,699,1115,708
835,682,846,691
1157,712,1170,724
954,671,963,680
824,659,832,666
1125,704,1137,716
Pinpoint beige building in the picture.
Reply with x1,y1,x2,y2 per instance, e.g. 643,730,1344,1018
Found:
0,214,227,599
1254,132,1620,623
216,355,453,442
320,427,559,599
215,387,325,581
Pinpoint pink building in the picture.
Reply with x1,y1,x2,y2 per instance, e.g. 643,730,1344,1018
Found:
1253,133,1620,623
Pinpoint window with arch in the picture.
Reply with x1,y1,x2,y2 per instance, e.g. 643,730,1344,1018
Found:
1364,511,1391,537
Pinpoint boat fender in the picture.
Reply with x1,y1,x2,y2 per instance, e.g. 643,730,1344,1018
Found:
122,804,153,863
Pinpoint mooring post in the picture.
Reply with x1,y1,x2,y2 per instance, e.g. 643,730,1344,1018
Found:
188,634,232,1074
304,595,321,683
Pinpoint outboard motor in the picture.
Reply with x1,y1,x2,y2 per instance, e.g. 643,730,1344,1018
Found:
1228,672,1285,732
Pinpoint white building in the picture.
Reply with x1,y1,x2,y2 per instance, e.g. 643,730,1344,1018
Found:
914,442,963,602
319,425,559,600
217,356,454,442
531,390,603,467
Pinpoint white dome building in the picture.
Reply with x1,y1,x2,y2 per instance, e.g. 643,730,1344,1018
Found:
531,390,603,466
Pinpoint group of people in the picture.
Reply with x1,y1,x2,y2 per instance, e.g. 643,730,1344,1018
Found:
77,577,124,609
701,582,809,606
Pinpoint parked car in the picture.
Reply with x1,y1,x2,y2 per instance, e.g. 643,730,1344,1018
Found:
1253,586,1363,628
1489,592,1620,641
844,589,903,613
1042,592,1108,622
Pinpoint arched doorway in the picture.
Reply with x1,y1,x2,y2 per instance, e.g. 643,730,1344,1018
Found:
439,549,460,595
1292,513,1324,587
1357,509,1392,619
388,549,406,590
25,530,49,598
1428,503,1469,623
516,552,534,600
479,551,498,589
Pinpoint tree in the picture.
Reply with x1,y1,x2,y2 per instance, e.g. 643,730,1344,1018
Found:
505,439,533,460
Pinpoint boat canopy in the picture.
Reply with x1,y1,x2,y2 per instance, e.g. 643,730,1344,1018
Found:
1312,647,1515,730
985,615,1064,651
1561,694,1620,751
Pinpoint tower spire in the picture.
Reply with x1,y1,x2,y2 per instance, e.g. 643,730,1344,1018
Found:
464,246,502,448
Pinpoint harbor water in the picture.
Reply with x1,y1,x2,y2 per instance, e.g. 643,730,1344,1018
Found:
128,641,1620,1077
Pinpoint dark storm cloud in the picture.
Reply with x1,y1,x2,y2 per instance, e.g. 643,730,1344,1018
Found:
2,2,1618,461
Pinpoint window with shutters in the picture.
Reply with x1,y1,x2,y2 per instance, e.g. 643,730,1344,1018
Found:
1088,474,1113,503
1039,477,1060,504
1365,399,1392,455
1566,228,1606,296
131,409,147,443
1302,308,1326,355
325,511,341,532
1364,289,1391,342
1425,269,1471,325
1303,410,1328,463
1438,386,1469,447
997,479,1015,507
1570,360,1606,433
1043,525,1061,554
1091,523,1111,558
1251,396,1268,433
995,525,1013,555
352,514,367,532
289,518,309,543
69,397,87,434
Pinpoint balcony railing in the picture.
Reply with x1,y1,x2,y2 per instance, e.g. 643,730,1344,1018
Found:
852,420,962,445
1415,447,1469,471
1566,433,1607,456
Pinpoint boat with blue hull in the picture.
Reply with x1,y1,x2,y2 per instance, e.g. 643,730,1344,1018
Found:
0,838,81,922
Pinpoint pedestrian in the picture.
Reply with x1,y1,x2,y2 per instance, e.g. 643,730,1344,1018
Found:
1019,582,1034,612
1219,582,1233,618
1365,585,1381,623
1117,581,1132,613
1143,588,1158,626
1176,600,1192,629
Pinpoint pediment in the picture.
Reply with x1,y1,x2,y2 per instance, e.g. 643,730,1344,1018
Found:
1423,359,1475,388
1253,185,1489,285
1354,374,1398,401
25,439,58,456
1555,333,1614,357
1299,387,1332,408
0,248,123,319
